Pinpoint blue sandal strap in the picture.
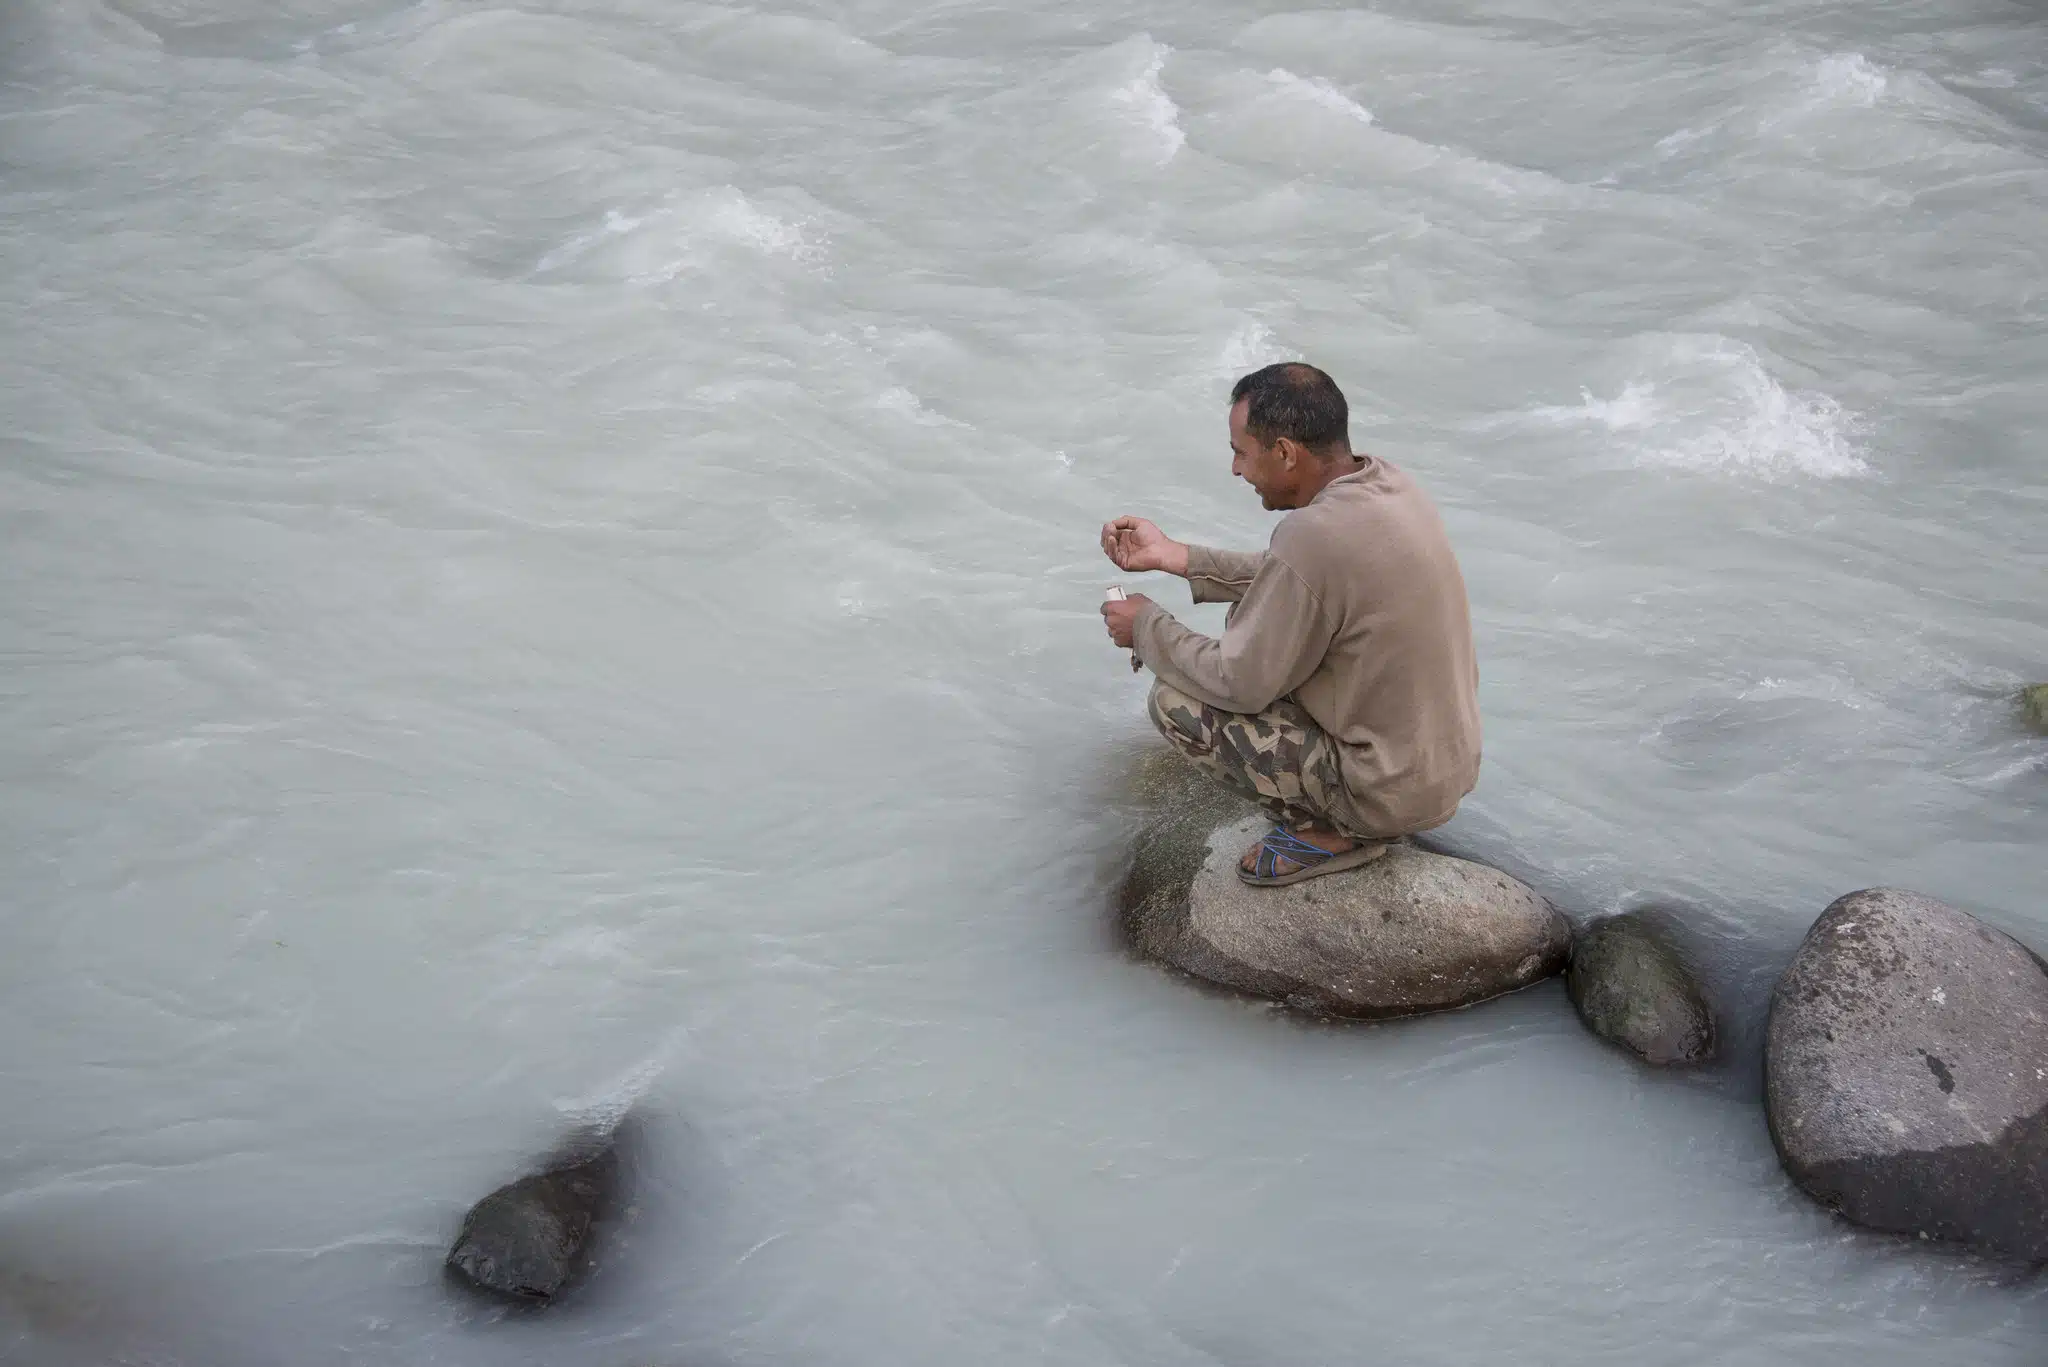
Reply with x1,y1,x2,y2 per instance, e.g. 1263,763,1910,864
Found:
1255,825,1339,872
1262,826,1337,859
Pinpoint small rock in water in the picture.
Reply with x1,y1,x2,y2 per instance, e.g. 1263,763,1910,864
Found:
2021,683,2048,733
1765,888,2048,1262
1566,911,1715,1065
446,1132,619,1303
1126,812,1570,1019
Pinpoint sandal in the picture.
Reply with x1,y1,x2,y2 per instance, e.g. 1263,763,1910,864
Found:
1238,825,1391,887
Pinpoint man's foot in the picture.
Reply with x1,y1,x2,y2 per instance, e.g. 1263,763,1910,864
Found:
1238,823,1392,887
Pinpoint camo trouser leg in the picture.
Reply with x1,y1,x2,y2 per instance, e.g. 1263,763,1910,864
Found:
1146,679,1368,838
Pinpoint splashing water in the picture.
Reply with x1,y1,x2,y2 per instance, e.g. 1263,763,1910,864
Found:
1110,41,1186,163
1266,69,1376,125
1517,338,1871,481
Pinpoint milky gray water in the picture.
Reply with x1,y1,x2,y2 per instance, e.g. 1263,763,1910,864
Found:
3,0,2046,1361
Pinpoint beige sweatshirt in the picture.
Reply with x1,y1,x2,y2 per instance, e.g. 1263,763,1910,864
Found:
1131,457,1482,838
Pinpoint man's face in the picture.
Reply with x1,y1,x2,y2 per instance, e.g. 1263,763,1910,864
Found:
1229,400,1292,510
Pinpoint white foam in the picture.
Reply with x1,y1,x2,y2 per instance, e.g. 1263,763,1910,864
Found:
1265,69,1374,125
1110,41,1184,163
1652,121,1722,160
535,208,647,272
1736,674,1872,711
1215,319,1286,378
835,580,871,617
1518,339,1870,481
1528,381,1659,432
1657,343,1868,480
703,191,816,260
551,1039,684,1133
1809,52,1888,108
1978,753,2048,785
1744,51,1893,138
875,387,961,427
537,188,822,284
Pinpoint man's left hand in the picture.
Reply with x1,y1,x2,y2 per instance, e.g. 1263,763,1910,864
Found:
1101,593,1151,649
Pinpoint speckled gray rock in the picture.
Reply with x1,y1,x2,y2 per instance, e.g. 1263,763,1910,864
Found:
2022,684,2048,733
1765,888,2048,1261
1116,747,1260,926
446,1136,617,1303
1125,812,1571,1018
1567,912,1716,1065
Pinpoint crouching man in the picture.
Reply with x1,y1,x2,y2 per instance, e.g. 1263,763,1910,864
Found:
1101,362,1482,886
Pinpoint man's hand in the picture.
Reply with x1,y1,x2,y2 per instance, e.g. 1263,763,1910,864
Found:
1101,592,1151,649
1101,516,1190,577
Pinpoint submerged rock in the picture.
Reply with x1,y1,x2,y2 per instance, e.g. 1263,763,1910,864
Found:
1765,888,2048,1262
446,1132,619,1303
2021,684,2048,733
1125,811,1570,1019
1566,911,1716,1065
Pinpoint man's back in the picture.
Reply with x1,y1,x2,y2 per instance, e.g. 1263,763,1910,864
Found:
1271,456,1481,836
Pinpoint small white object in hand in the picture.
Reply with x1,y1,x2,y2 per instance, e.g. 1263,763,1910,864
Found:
1104,587,1141,672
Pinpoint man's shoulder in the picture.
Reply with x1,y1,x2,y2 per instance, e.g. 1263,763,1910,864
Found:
1275,467,1395,538
1267,500,1353,579
1275,462,1437,560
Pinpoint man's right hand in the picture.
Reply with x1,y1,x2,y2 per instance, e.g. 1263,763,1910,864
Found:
1100,516,1190,577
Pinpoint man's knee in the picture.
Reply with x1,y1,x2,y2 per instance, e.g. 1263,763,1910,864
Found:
1146,679,1209,751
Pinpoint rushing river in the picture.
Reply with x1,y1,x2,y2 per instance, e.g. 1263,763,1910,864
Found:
3,0,2045,1362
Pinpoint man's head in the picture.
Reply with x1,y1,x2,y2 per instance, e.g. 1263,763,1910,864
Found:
1228,362,1355,510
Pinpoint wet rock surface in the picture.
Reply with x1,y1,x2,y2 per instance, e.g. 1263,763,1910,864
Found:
1125,810,1571,1019
2021,683,2048,733
446,1131,620,1303
1765,888,2048,1261
1567,910,1716,1065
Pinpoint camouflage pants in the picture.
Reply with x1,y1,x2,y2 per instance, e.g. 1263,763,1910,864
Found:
1146,679,1369,838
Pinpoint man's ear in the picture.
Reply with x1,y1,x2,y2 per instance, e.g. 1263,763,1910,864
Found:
1275,436,1301,469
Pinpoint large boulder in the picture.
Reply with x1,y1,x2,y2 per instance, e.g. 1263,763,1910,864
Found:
2022,684,2048,733
1765,888,2048,1261
1567,911,1716,1065
1125,812,1571,1018
446,1130,619,1303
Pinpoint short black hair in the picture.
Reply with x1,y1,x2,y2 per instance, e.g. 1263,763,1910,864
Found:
1229,363,1350,454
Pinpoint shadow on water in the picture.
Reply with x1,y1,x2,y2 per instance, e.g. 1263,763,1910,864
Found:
101,0,428,61
0,1107,728,1366
0,1218,262,1367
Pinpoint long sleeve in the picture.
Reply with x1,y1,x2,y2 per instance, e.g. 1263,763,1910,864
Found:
1184,544,1267,604
1133,553,1337,714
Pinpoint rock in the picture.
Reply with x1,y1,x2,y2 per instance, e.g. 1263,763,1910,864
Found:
1125,811,1571,1018
2021,684,2048,733
1765,888,2048,1262
1566,911,1716,1065
446,1132,618,1303
1116,746,1260,925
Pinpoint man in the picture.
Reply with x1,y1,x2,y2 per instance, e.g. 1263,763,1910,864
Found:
1100,362,1481,886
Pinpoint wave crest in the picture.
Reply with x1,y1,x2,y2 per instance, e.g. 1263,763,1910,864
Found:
1110,41,1185,163
1265,69,1374,125
1516,338,1871,481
